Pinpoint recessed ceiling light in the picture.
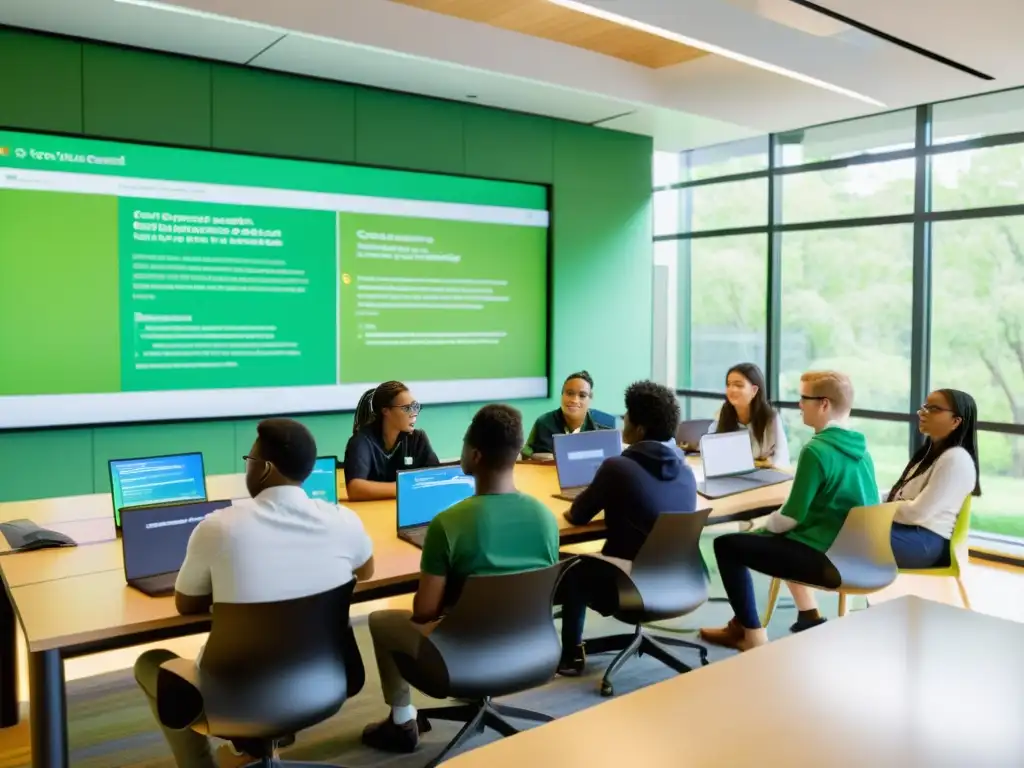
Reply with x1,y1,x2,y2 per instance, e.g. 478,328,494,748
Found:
546,0,885,107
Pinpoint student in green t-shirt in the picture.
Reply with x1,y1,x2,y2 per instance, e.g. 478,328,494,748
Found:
700,370,879,652
361,404,559,754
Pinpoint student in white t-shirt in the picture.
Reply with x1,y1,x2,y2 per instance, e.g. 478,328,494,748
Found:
709,363,790,467
133,418,374,768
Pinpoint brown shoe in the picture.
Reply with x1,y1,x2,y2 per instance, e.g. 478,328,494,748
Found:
699,617,746,649
362,715,420,753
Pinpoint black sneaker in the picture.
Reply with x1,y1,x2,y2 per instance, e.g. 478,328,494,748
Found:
361,716,420,753
789,616,827,633
557,644,586,676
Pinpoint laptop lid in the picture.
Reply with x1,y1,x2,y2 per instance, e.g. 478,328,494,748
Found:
397,465,475,532
699,431,756,479
553,430,623,490
302,456,339,504
120,499,231,582
109,452,208,528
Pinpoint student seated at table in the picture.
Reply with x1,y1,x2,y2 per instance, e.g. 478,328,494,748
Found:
557,380,698,675
785,388,982,633
133,418,374,768
522,370,606,460
344,380,440,501
699,371,878,652
708,362,790,467
361,404,559,754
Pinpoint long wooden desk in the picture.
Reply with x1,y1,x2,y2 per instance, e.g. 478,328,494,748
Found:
0,460,790,767
445,596,1024,767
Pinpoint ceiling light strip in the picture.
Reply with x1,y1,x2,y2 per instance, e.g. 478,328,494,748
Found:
547,0,885,107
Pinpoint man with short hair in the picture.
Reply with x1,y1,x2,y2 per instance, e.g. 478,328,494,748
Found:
557,380,697,675
134,418,374,768
700,370,879,652
362,404,559,754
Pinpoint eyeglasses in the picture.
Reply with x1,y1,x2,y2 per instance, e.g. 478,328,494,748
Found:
919,403,954,414
799,395,826,402
393,402,421,415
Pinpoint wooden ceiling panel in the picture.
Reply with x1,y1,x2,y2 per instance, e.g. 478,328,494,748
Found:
388,0,708,69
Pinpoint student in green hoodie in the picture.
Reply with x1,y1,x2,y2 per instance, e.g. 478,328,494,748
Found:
700,370,879,652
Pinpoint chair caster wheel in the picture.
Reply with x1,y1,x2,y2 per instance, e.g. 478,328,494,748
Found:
600,680,614,697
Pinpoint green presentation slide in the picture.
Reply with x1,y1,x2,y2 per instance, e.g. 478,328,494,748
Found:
0,130,549,428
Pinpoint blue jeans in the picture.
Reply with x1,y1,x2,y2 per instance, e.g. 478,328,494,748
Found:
890,523,950,569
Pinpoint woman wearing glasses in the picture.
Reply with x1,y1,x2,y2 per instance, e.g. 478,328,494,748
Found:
343,380,440,501
887,389,981,568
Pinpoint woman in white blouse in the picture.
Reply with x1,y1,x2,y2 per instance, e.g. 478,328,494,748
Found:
887,388,981,569
709,363,790,467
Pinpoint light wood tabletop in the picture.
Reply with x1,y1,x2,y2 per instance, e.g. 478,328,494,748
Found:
0,460,790,653
444,596,1024,768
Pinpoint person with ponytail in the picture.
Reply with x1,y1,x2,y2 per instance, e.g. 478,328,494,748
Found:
522,370,608,460
344,381,439,501
785,388,981,634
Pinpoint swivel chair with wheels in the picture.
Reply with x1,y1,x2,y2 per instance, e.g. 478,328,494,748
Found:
393,563,564,767
580,508,712,696
157,581,363,768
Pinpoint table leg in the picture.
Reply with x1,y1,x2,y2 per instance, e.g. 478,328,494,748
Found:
0,587,18,727
29,650,68,768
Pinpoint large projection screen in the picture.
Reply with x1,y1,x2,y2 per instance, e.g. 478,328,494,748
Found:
0,130,550,429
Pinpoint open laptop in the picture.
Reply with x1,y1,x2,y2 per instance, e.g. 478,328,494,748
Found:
109,452,208,529
396,465,475,548
302,455,339,503
120,499,231,596
697,431,791,499
552,429,623,501
677,419,714,454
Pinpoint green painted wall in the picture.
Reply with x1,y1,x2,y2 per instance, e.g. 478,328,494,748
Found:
0,28,653,502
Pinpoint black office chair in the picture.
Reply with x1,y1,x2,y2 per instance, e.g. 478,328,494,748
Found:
580,509,712,696
393,563,564,767
156,581,363,768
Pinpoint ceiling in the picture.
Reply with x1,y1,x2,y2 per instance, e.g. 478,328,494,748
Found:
3,0,1024,151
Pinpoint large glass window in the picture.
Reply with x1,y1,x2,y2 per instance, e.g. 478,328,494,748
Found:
678,235,767,392
780,159,915,224
931,144,1024,211
775,109,916,166
779,224,913,411
932,89,1024,145
972,433,1024,539
655,179,768,235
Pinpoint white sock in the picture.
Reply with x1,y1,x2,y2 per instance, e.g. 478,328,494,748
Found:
392,704,417,724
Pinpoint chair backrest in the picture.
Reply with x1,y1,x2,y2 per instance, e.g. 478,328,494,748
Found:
676,419,714,448
947,496,973,576
162,580,361,739
626,508,712,618
825,503,899,592
403,563,565,700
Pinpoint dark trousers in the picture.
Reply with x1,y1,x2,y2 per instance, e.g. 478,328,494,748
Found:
558,561,620,651
714,532,840,629
891,523,951,569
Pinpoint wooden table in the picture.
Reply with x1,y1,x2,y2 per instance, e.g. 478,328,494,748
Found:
0,460,789,767
445,596,1024,767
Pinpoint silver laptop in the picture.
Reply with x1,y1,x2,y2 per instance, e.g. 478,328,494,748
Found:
697,431,791,499
552,429,623,501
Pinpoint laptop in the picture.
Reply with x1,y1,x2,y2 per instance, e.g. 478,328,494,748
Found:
552,429,623,501
697,431,792,499
302,456,339,503
109,452,208,529
676,419,714,454
396,465,475,548
120,500,231,596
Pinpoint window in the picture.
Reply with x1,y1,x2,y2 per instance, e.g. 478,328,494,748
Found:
775,109,916,167
677,396,723,423
932,89,1024,145
678,235,767,392
654,178,768,235
779,224,913,412
931,144,1024,211
972,433,1024,539
780,411,909,492
780,159,915,224
680,136,769,183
